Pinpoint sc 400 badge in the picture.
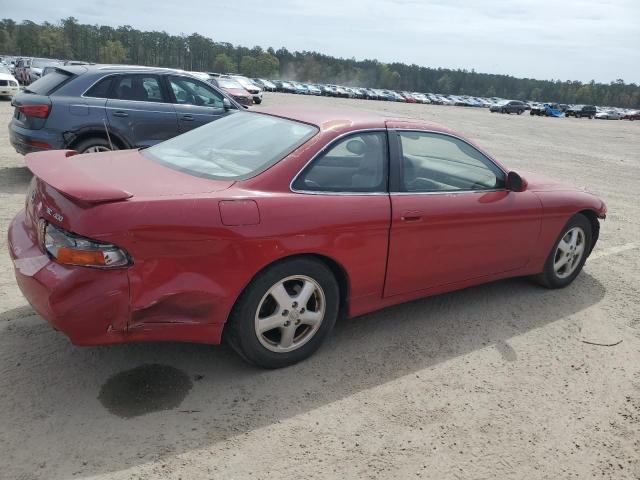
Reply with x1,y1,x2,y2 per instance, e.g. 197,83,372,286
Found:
45,207,64,223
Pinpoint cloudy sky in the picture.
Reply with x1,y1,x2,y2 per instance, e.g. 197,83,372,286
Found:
6,0,640,83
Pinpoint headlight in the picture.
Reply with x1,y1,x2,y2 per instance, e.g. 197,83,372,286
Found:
41,221,130,268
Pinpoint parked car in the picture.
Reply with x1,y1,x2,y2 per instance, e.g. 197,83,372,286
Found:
14,57,63,85
252,78,277,91
0,65,20,98
530,103,563,117
228,75,263,104
8,106,606,368
621,110,640,121
595,110,621,120
305,84,322,95
273,80,295,93
565,105,596,118
205,75,254,106
490,100,527,114
9,65,241,155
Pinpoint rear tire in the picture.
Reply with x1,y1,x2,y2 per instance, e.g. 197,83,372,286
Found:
224,258,339,369
533,214,592,289
74,137,116,154
254,98,262,105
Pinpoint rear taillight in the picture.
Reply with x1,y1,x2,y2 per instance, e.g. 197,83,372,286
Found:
18,104,50,119
40,220,130,269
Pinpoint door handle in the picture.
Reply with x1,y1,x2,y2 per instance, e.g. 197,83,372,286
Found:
401,210,423,222
112,111,128,117
182,115,194,121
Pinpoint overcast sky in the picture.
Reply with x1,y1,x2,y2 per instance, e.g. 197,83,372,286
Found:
6,0,640,83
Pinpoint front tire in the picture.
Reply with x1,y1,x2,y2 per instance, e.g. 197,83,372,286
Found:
224,258,340,368
534,214,592,289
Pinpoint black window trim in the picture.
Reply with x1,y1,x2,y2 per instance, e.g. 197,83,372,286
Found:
82,73,172,104
289,128,391,196
166,74,225,109
390,129,508,195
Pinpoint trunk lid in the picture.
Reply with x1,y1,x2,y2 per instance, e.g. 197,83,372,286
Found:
25,149,234,203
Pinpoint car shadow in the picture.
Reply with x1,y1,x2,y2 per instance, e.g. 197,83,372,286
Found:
0,273,606,479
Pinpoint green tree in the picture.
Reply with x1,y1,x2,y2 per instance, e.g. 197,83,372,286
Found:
239,55,256,76
437,73,453,93
212,53,235,73
99,40,126,64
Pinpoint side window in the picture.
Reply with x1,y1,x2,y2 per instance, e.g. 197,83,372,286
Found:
399,132,505,192
84,77,113,98
293,132,388,193
168,76,224,108
111,75,164,102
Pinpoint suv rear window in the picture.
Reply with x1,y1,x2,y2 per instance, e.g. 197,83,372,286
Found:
26,70,73,95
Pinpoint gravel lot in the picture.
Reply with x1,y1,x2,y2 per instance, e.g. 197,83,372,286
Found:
0,93,639,480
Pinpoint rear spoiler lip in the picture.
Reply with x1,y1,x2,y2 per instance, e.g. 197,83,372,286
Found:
25,150,133,203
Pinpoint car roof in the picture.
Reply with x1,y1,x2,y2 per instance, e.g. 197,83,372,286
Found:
258,105,450,133
59,64,192,76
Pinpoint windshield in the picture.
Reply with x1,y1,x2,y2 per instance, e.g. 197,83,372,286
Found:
217,78,244,89
143,112,318,180
0,65,10,74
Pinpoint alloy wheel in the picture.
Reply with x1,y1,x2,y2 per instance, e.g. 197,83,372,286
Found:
82,146,112,153
254,275,326,353
553,227,586,278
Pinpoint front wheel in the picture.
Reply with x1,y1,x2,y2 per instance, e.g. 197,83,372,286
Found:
224,258,339,368
533,214,592,289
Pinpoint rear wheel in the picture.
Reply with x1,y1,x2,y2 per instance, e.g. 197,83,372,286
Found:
224,258,339,368
534,214,592,289
74,137,116,154
254,97,262,105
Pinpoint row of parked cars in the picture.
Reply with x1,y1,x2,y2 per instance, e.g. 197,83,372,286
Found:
255,76,640,120
5,57,639,159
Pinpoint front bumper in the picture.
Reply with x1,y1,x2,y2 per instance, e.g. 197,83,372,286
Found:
0,86,19,97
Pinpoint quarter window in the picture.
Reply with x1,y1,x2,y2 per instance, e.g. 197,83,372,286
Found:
111,75,164,102
168,76,224,108
84,77,113,98
399,132,505,192
293,132,388,193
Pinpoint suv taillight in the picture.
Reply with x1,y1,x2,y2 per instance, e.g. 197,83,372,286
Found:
18,104,50,119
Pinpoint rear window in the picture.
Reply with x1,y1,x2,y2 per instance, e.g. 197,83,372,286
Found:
143,111,318,180
25,70,73,95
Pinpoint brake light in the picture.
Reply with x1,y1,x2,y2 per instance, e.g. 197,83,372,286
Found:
18,104,50,119
41,221,130,268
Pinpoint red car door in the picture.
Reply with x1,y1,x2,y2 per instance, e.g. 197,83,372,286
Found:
384,128,541,297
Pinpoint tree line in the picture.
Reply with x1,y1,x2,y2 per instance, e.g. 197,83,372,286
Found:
1,18,638,108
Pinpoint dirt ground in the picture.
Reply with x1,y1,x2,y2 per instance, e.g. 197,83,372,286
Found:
0,94,639,480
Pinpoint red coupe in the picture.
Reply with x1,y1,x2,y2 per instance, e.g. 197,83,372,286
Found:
8,106,606,368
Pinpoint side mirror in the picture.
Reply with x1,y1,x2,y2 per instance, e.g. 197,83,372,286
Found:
222,97,232,111
507,171,527,192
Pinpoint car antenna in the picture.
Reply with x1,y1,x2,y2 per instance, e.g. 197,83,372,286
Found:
103,119,114,151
